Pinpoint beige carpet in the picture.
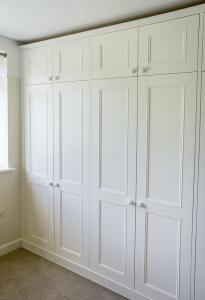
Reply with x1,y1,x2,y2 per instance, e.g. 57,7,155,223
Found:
0,249,127,300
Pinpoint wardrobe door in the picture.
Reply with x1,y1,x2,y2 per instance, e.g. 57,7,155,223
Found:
53,38,90,82
135,73,197,300
195,73,205,300
92,28,138,79
91,78,137,287
54,81,89,267
23,46,53,85
138,15,199,75
24,84,54,251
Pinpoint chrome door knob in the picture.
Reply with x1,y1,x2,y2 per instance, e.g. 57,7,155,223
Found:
139,67,145,73
48,182,53,186
131,68,138,74
139,66,149,74
55,75,60,80
136,201,145,208
48,76,53,81
127,200,136,206
55,183,60,188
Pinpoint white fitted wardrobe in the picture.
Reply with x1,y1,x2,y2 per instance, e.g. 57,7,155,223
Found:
20,4,205,300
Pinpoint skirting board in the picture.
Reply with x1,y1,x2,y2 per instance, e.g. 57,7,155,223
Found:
0,239,22,256
22,240,148,300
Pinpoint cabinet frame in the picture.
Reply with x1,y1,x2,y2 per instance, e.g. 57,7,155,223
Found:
20,4,205,300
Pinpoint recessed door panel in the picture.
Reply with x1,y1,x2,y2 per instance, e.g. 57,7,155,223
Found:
60,192,83,257
54,81,89,267
60,89,83,185
145,213,179,296
138,15,199,75
99,87,128,194
99,200,127,274
27,183,50,248
92,28,138,78
147,84,184,206
23,46,52,84
24,85,54,251
91,78,137,287
29,88,48,178
53,39,89,81
135,73,197,300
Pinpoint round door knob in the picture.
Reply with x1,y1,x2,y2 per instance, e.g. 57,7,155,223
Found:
48,76,53,81
55,183,60,188
139,66,149,74
139,67,146,73
131,68,137,74
55,75,60,80
48,182,53,186
127,200,135,206
136,201,145,208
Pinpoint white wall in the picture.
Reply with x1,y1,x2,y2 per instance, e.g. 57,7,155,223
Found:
0,36,21,246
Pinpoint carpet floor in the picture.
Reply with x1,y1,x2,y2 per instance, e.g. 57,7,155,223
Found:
0,249,127,300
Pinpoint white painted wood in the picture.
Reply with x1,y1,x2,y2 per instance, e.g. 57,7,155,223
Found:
53,39,90,82
190,13,204,300
24,85,54,252
135,73,197,300
22,240,55,262
23,46,53,84
54,81,89,267
91,77,137,288
195,73,205,300
138,15,199,75
20,6,205,299
92,28,138,79
0,239,22,256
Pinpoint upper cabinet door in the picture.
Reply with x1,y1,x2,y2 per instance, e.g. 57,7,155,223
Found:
135,73,197,300
138,15,199,75
23,46,53,85
92,28,138,78
53,38,90,82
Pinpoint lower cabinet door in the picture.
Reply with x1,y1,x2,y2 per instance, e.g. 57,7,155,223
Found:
54,81,89,267
135,73,197,300
91,78,137,288
24,84,54,251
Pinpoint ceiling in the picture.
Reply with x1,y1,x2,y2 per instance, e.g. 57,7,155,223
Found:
0,0,203,43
